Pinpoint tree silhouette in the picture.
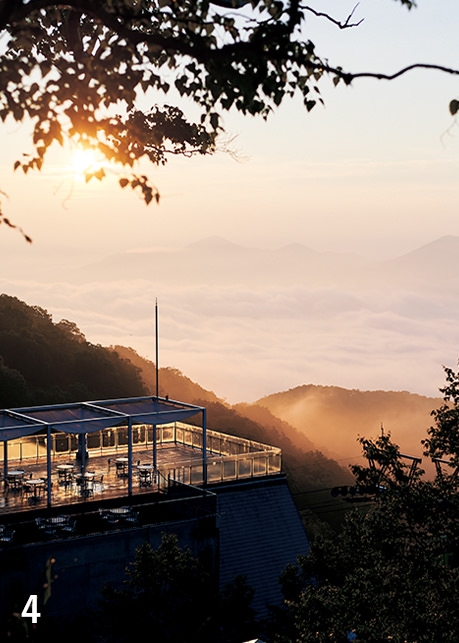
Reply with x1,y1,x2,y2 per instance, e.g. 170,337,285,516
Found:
270,388,459,643
1,0,458,238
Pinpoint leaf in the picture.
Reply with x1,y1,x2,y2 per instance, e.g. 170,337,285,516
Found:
119,178,129,188
449,99,459,116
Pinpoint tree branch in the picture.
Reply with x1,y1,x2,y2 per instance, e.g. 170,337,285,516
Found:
302,3,364,30
332,62,459,84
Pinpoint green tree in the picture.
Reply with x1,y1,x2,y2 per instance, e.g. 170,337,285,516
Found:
423,364,459,478
270,387,459,643
1,0,458,239
93,533,257,643
0,294,147,404
0,355,28,407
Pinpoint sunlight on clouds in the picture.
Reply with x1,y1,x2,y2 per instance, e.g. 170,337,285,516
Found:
1,262,457,403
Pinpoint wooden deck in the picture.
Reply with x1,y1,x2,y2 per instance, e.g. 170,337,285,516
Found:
0,442,212,516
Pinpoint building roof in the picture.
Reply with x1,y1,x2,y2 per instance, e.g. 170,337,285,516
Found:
0,396,204,441
215,476,310,617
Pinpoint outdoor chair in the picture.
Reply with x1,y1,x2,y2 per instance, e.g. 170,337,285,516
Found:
61,519,77,535
0,528,15,544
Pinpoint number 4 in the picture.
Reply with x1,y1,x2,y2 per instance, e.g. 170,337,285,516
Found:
21,594,41,624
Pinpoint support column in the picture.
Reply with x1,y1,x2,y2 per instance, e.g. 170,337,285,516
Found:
47,425,52,507
77,433,88,471
3,441,7,484
153,424,157,469
128,418,132,497
202,408,207,486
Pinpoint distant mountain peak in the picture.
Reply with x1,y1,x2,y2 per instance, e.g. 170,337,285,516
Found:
185,236,245,252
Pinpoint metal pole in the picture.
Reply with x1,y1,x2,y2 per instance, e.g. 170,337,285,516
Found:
128,417,132,497
47,426,52,507
3,441,7,483
155,298,159,398
202,408,207,485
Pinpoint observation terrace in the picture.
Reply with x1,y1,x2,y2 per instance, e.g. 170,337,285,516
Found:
0,395,282,520
0,397,306,623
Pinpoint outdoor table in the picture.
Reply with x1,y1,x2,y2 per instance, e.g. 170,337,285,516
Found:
47,515,69,528
75,472,95,480
25,478,46,501
115,458,129,477
57,464,74,484
6,470,25,490
75,472,95,496
109,506,131,516
137,465,153,486
100,505,132,525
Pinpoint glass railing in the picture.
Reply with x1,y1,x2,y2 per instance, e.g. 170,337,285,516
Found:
0,422,282,486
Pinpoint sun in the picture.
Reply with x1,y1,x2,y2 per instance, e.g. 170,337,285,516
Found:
71,148,99,175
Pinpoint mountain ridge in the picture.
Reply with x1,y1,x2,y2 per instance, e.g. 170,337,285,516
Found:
66,234,459,290
255,384,441,470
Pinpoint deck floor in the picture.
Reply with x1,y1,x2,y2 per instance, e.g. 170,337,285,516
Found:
0,443,213,516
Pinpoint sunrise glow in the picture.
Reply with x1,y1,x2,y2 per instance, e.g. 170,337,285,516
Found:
71,148,100,176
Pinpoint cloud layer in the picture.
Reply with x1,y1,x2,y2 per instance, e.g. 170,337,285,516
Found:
2,237,459,403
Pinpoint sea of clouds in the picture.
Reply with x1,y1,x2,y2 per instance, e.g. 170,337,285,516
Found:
2,238,458,403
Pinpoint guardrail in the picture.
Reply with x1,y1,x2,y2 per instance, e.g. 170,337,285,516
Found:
1,422,282,486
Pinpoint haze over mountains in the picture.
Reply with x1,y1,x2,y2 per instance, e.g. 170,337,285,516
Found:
255,385,440,469
2,235,459,402
41,233,459,291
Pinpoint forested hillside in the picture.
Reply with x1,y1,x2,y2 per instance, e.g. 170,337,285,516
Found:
0,295,146,406
257,384,441,469
115,345,354,529
0,296,354,527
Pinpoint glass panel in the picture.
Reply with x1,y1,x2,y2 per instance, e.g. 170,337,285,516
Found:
253,455,267,476
268,453,282,474
102,429,115,448
193,432,202,449
117,427,128,446
237,457,252,478
87,432,100,449
37,435,47,458
162,426,174,443
54,434,70,454
175,427,183,444
190,465,203,485
5,439,21,461
223,459,237,480
207,461,222,483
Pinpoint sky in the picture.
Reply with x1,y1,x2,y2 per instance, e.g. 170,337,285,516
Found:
1,0,459,404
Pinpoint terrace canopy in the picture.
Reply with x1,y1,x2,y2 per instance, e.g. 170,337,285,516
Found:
0,396,206,505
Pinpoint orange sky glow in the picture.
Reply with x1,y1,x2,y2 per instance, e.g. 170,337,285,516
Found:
1,0,459,403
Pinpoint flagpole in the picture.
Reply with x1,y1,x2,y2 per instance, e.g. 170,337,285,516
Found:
155,298,159,399
154,299,158,469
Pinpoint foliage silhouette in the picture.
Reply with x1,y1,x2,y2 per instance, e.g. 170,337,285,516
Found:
1,0,458,239
268,368,459,642
0,295,146,406
93,534,258,643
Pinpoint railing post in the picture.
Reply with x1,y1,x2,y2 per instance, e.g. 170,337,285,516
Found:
202,409,207,485
3,441,7,482
128,418,133,497
46,425,52,507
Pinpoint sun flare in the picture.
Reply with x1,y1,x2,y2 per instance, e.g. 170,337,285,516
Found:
71,148,99,175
